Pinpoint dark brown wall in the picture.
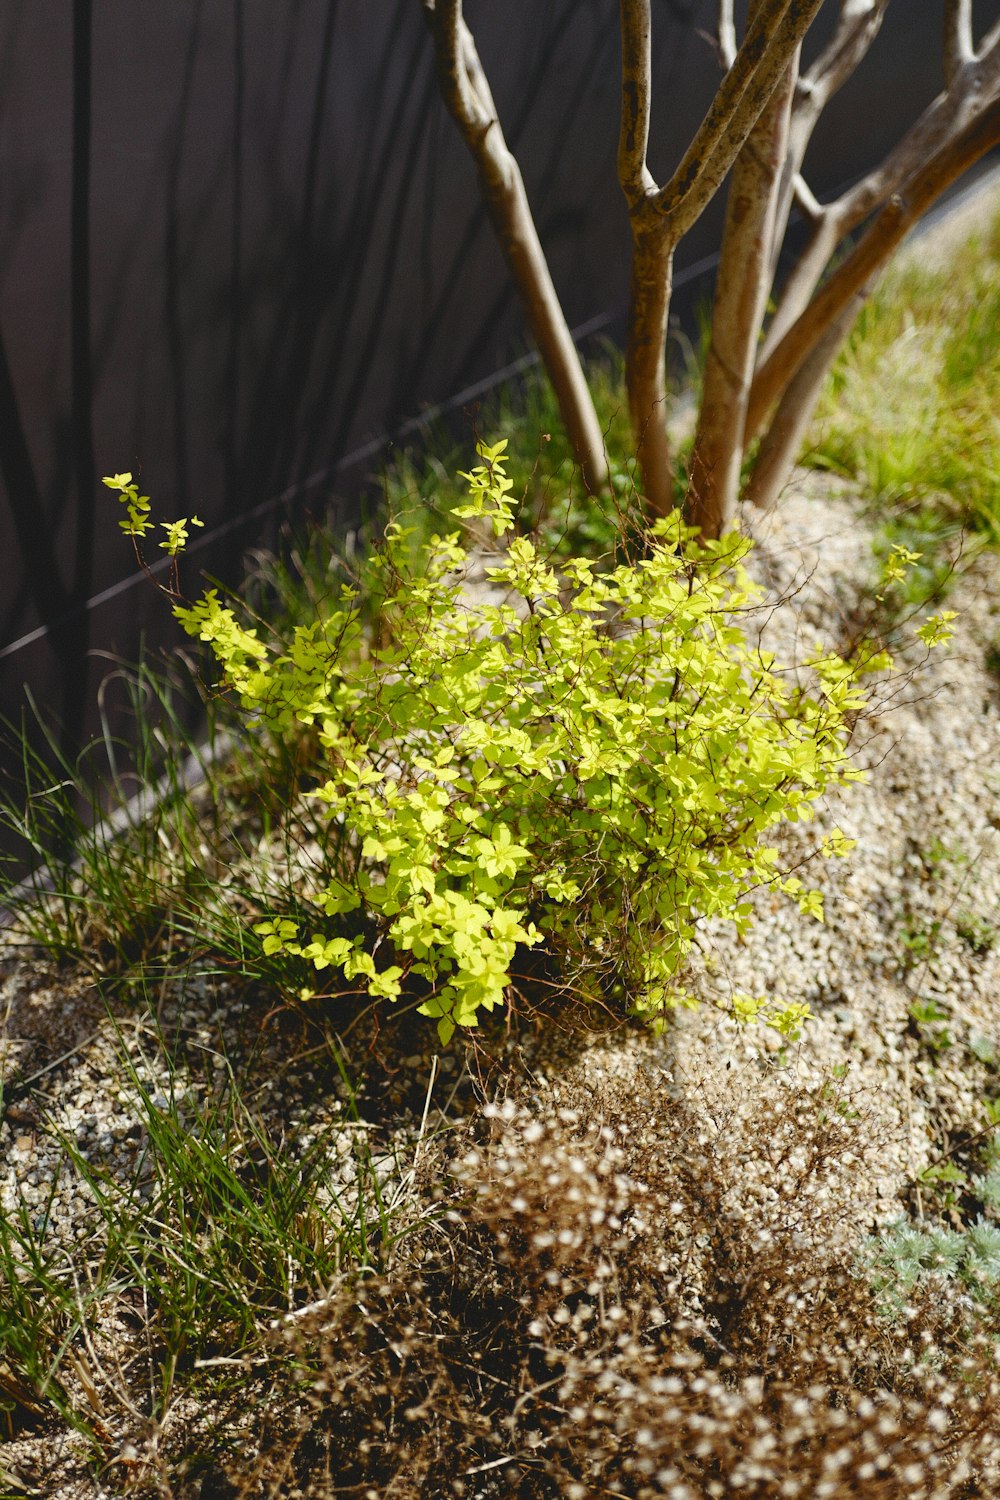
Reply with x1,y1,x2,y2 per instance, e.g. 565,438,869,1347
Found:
0,1,987,792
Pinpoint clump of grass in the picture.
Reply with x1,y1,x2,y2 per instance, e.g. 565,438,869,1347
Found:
814,247,1000,536
1,661,243,973
808,201,1000,588
0,651,363,1005
0,1002,430,1470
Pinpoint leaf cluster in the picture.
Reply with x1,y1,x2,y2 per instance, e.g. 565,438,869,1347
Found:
103,471,203,555
147,443,876,1042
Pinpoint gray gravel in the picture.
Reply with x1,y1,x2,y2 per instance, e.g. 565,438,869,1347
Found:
673,476,1000,1221
2,470,999,1494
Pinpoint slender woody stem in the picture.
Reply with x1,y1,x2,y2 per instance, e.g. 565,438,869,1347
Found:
665,0,825,239
944,0,974,85
619,0,655,202
764,31,1000,360
421,0,609,493
716,0,737,70
686,19,798,536
748,97,1000,441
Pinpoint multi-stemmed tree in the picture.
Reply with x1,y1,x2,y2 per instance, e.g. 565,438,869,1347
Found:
419,1,1000,535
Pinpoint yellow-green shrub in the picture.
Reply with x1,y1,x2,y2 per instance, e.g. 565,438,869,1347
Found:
107,446,883,1043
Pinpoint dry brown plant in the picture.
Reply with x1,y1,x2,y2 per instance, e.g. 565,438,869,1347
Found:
186,1050,1000,1498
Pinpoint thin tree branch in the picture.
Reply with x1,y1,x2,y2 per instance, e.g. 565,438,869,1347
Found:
425,0,485,129
662,0,825,240
767,0,887,281
800,0,888,114
747,95,1000,441
717,0,737,70
656,0,794,215
764,30,1000,356
420,0,609,492
841,33,1000,222
976,19,1000,57
686,25,798,535
944,0,974,86
619,0,655,203
792,172,822,220
457,13,506,128
787,0,889,185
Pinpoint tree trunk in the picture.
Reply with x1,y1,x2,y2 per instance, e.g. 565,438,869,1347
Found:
476,149,609,495
685,38,797,537
421,2,609,495
619,0,824,524
625,222,675,518
745,96,1000,444
743,301,859,511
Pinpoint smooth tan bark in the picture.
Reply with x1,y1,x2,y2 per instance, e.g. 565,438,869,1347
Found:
659,0,826,239
944,0,974,85
685,29,797,537
716,0,737,69
766,1,888,288
747,96,1000,445
618,0,822,519
421,1,608,494
619,0,673,514
618,0,656,202
625,226,675,518
744,304,858,511
764,29,1000,359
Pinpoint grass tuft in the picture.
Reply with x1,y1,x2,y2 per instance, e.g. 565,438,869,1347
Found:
808,202,1000,596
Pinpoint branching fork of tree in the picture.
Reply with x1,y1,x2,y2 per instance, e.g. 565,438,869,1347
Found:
420,1,1000,536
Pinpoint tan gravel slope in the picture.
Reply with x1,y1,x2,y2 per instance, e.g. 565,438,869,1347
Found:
1,472,999,1495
